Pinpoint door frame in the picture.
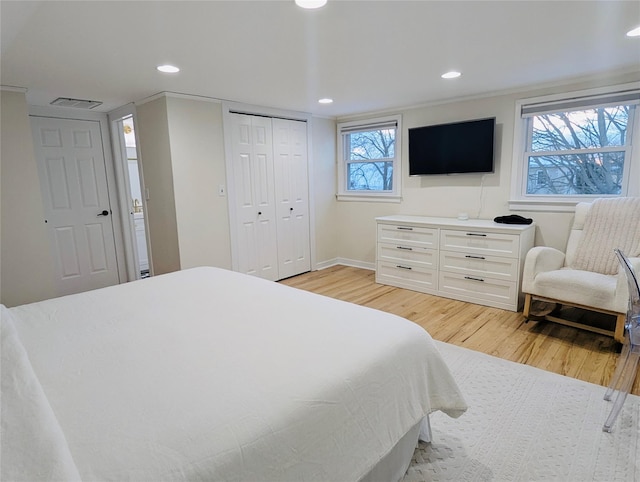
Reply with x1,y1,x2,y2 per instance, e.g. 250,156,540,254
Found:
29,105,129,285
108,103,153,280
222,101,317,275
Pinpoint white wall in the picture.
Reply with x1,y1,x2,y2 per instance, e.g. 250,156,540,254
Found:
333,72,640,265
0,89,56,306
165,96,232,270
310,116,339,265
136,96,181,275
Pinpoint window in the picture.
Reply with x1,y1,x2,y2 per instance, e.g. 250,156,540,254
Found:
510,85,640,211
337,115,401,201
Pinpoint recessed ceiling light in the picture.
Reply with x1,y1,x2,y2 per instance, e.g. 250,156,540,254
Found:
318,98,333,104
295,0,327,9
441,71,462,79
157,64,180,73
627,26,640,37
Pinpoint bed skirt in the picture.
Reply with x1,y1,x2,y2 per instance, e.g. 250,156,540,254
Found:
360,417,431,482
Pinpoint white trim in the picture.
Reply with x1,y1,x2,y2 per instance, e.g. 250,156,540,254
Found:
1,85,28,93
516,82,640,113
136,91,224,107
315,257,375,271
508,200,580,213
509,82,640,212
336,258,375,271
108,108,138,280
29,104,110,121
107,104,153,280
224,100,311,122
107,103,136,120
221,101,318,272
521,91,640,117
315,258,339,270
336,194,402,203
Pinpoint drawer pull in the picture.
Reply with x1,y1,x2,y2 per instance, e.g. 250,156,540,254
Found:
396,246,413,251
464,276,485,282
465,255,486,260
466,233,487,237
396,265,413,270
396,226,414,231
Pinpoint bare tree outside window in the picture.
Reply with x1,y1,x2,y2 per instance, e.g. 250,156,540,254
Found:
347,128,395,191
526,105,632,195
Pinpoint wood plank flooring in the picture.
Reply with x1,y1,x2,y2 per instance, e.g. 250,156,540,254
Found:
280,265,640,396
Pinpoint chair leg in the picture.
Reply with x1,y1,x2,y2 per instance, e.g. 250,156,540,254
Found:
614,313,627,344
603,348,640,432
604,339,631,401
523,294,532,319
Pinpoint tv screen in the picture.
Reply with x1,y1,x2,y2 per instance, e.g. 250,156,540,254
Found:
408,117,495,175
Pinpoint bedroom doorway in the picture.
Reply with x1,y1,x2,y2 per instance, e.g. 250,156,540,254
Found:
110,112,151,280
30,115,122,295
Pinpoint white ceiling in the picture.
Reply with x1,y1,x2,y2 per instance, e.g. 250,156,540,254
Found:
2,0,639,117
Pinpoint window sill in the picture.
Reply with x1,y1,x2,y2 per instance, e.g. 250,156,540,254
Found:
509,193,633,212
509,199,586,213
336,194,402,203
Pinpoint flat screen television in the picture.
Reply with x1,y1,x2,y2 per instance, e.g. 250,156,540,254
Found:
408,117,495,175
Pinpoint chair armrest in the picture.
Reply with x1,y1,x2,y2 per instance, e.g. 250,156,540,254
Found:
614,256,640,314
522,246,566,293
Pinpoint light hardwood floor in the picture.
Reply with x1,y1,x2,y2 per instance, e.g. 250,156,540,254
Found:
280,265,640,396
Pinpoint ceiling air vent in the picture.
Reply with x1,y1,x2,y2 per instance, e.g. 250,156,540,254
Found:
50,97,103,109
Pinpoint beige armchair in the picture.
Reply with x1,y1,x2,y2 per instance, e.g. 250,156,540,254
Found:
522,198,640,343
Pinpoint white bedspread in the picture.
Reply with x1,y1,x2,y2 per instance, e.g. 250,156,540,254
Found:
5,267,466,481
1,306,81,482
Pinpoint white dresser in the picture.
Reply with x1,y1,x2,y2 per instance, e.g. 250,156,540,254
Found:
376,215,535,311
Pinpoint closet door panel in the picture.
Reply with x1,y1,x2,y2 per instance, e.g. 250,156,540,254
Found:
273,118,310,279
230,114,278,281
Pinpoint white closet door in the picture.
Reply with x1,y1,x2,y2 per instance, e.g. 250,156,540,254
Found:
272,118,311,279
229,114,279,281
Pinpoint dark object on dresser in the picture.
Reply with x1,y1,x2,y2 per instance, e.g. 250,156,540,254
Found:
494,214,533,225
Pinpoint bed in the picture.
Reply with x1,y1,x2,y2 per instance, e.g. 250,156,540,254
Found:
1,267,467,481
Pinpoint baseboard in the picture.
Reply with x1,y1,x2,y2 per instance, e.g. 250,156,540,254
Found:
315,258,375,271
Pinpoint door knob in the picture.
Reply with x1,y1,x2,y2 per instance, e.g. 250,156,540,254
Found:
98,210,109,217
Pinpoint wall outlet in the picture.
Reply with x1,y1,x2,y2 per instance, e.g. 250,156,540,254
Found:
218,184,226,197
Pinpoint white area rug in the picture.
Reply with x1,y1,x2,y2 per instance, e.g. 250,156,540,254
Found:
404,341,640,482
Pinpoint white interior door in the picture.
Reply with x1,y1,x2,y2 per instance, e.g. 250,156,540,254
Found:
31,116,120,295
273,118,311,279
229,113,279,281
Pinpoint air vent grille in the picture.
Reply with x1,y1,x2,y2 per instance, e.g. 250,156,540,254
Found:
50,97,103,109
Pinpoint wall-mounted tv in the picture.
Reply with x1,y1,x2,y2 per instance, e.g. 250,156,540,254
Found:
408,117,495,175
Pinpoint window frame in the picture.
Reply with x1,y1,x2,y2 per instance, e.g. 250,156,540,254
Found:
510,83,640,212
337,114,402,202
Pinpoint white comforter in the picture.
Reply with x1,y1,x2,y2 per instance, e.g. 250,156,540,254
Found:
3,267,466,481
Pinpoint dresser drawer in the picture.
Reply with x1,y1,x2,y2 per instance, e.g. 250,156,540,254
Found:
439,250,519,281
376,261,437,292
377,224,438,249
378,243,437,269
438,271,517,307
440,229,519,258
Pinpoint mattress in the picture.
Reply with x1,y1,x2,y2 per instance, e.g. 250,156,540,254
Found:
2,267,467,481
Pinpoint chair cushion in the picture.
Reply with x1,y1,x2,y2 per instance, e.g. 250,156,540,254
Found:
570,197,640,275
532,268,619,312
